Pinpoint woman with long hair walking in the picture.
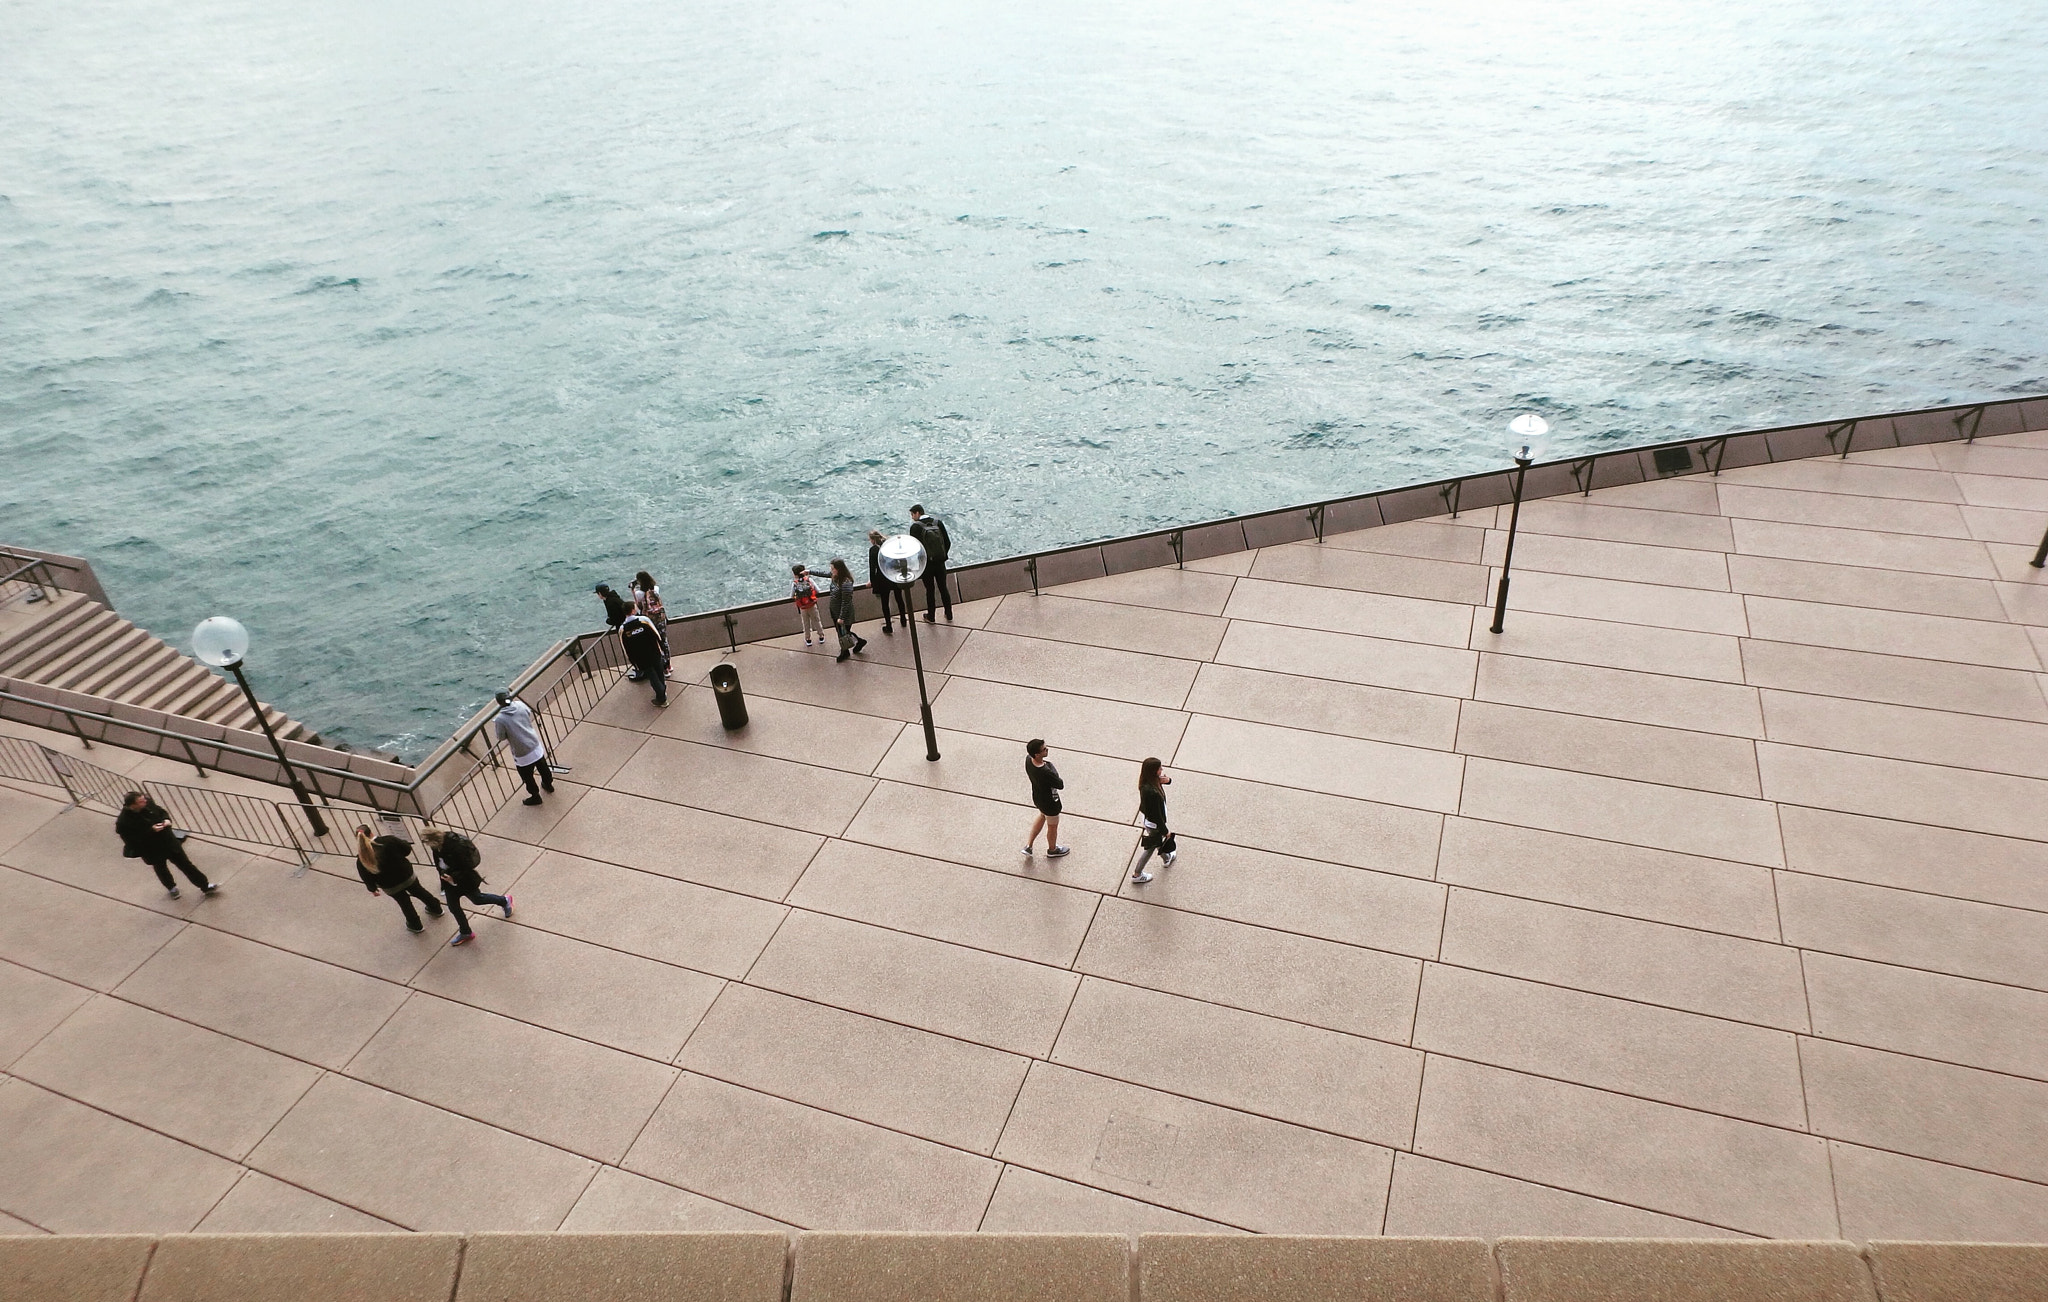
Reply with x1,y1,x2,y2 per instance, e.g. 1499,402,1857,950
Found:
827,558,869,662
1130,757,1174,884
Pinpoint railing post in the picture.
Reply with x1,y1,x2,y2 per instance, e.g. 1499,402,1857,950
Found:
179,736,207,779
275,803,311,875
1168,531,1185,569
1570,457,1596,496
1825,420,1856,459
1699,436,1731,475
40,745,82,807
1026,556,1039,596
1307,504,1325,544
1438,480,1462,519
723,613,739,653
1956,404,1986,443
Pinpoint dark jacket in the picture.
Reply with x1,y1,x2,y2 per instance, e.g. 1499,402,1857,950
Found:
598,588,633,628
358,835,420,892
910,516,950,566
828,577,857,624
620,615,665,670
115,801,179,862
1138,784,1170,845
1026,757,1064,813
868,543,894,594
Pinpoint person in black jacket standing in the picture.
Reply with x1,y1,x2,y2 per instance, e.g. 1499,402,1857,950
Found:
115,791,216,899
908,505,953,623
355,825,444,933
1022,739,1070,858
868,529,910,633
620,611,668,705
1130,757,1176,884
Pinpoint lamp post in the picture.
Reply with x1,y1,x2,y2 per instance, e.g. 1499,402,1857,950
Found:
877,534,941,761
2030,523,2048,570
192,616,329,836
1489,414,1550,635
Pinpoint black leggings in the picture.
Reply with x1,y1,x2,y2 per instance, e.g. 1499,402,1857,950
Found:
148,844,210,892
874,583,910,625
388,879,443,928
444,885,511,936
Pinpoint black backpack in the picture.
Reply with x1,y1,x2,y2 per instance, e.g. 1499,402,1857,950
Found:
439,831,483,891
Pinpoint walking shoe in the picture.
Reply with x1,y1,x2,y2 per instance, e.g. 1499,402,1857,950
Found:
1131,871,1153,884
542,783,555,793
1046,844,1071,858
882,622,894,635
854,638,868,653
1162,851,1176,866
522,795,543,806
654,696,669,707
946,612,954,622
924,613,936,623
500,895,515,919
201,883,219,896
407,922,424,933
1021,845,1035,856
837,650,850,662
626,668,643,680
426,905,444,918
166,886,181,900
450,932,474,946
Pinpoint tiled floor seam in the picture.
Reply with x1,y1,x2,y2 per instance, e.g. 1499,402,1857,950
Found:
1775,864,2048,920
1753,732,2048,785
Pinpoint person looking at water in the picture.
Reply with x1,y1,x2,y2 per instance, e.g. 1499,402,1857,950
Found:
1130,757,1175,884
826,558,868,662
596,583,641,679
791,564,827,646
1022,739,1070,858
908,505,953,623
493,690,553,806
868,529,910,633
620,610,669,705
631,570,670,672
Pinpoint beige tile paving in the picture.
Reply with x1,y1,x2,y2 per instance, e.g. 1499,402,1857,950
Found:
1435,818,1781,940
678,983,1028,1153
1411,1056,1835,1238
995,1062,1393,1233
786,840,1100,967
1051,978,1423,1145
1076,897,1422,1040
247,1074,596,1230
746,910,1079,1056
11,995,320,1160
346,993,677,1162
13,434,2048,1242
624,1071,999,1229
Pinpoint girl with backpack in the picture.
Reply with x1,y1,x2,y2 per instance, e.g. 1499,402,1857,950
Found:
420,826,511,947
791,564,826,646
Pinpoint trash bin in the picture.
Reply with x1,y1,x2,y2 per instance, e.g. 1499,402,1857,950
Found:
709,663,748,730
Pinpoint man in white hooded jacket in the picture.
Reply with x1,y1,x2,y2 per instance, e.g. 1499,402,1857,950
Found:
493,691,554,806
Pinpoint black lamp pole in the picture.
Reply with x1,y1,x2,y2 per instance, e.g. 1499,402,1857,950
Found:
902,592,941,761
1489,453,1535,635
225,658,328,836
2031,522,2048,570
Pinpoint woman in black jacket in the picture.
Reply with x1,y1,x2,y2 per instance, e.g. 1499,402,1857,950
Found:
354,825,445,933
115,791,215,899
1130,757,1174,884
827,558,868,662
868,530,910,633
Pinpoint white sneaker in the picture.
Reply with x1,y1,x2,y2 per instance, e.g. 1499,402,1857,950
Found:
1021,846,1035,856
1163,851,1177,867
1130,871,1153,884
1046,845,1071,858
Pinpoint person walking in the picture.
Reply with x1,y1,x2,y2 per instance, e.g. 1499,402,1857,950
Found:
791,564,827,646
1129,758,1176,884
827,558,869,662
420,826,512,947
868,529,910,633
1022,739,1070,858
631,571,671,672
355,824,444,933
493,690,554,806
596,583,642,679
115,791,217,899
908,505,953,623
620,610,669,705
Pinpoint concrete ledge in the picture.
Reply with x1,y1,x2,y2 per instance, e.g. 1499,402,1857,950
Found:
8,1234,2048,1301
458,1232,788,1302
791,1233,1127,1302
137,1234,462,1302
1,1234,155,1302
1868,1242,2048,1302
1496,1238,1876,1302
1140,1234,1492,1302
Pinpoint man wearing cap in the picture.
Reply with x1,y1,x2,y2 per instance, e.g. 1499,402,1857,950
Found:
493,691,553,806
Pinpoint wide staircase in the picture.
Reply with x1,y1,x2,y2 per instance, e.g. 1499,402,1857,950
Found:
0,586,326,745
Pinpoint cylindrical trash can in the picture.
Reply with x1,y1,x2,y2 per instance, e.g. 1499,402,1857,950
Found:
709,663,749,730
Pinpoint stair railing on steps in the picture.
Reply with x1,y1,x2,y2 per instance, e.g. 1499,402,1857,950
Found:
0,552,60,607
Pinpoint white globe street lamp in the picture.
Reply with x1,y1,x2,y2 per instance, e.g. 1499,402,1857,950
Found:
191,616,329,835
878,535,941,761
1490,414,1551,635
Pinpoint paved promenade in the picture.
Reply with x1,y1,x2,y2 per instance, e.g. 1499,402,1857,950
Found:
3,431,2048,1242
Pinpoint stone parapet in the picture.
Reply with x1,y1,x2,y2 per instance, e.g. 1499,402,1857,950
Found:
5,1233,2043,1302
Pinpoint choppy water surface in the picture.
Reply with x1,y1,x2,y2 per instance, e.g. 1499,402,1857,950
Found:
4,0,2045,755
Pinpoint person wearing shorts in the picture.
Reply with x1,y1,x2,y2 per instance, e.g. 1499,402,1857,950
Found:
1022,738,1070,858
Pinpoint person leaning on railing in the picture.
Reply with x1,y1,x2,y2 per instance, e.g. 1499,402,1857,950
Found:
492,691,554,806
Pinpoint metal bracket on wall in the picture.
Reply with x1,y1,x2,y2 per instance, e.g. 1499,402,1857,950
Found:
1026,556,1039,596
1570,457,1597,496
1825,420,1856,459
1307,504,1326,543
722,613,739,654
1168,531,1185,569
1439,480,1462,519
1698,436,1731,475
1955,404,1987,443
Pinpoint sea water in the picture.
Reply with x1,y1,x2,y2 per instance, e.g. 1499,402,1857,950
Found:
4,0,2044,756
